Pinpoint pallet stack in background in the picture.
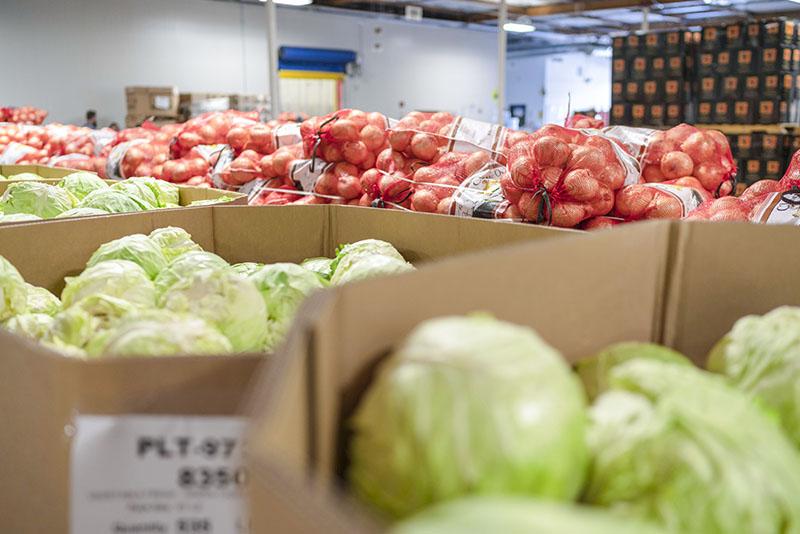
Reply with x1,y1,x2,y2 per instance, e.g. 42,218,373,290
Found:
611,30,697,127
695,19,799,125
728,131,800,190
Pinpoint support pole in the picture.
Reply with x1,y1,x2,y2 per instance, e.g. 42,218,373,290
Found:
265,0,281,118
497,0,507,125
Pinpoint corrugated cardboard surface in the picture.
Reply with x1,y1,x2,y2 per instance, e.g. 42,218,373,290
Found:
663,221,800,363
0,204,567,531
125,86,180,116
0,164,79,179
246,220,674,534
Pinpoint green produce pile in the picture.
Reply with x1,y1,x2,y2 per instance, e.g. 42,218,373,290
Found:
0,231,414,357
351,312,800,534
0,172,233,223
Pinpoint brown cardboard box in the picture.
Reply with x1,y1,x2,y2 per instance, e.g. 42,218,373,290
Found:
0,204,568,532
246,220,800,533
124,114,180,128
125,86,180,118
246,221,673,534
179,92,233,120
0,164,83,179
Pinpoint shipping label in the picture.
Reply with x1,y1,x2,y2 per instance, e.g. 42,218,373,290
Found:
273,123,302,149
446,117,508,158
289,158,331,192
452,162,509,218
105,139,149,180
70,415,249,534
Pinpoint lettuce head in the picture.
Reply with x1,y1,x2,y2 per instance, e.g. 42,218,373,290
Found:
78,188,149,213
87,234,168,279
1,182,75,218
57,172,108,200
148,227,202,263
154,251,229,295
25,283,61,315
349,315,588,518
124,177,179,207
0,255,29,320
52,294,138,349
61,260,155,308
3,313,54,342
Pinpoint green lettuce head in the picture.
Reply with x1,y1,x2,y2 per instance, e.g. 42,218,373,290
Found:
148,227,202,263
577,342,691,400
87,234,168,279
154,251,229,295
57,172,108,200
0,255,29,321
585,358,800,534
0,213,42,223
52,294,138,349
78,188,149,213
1,182,75,218
708,306,800,446
25,283,61,315
331,239,404,274
123,177,179,207
392,497,667,534
7,172,42,181
3,313,54,342
349,315,588,518
55,207,110,219
230,262,263,277
61,260,156,309
331,254,414,285
88,311,233,357
300,257,333,279
248,263,326,350
109,179,160,208
158,269,267,352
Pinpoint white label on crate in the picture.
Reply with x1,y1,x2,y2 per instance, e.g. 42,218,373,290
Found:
153,95,172,111
0,142,37,164
70,415,249,534
273,123,302,149
643,183,706,217
447,117,508,157
753,191,800,225
290,158,330,192
193,144,228,163
452,162,508,218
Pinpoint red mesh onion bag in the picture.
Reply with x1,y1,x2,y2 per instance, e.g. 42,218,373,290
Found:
387,111,455,162
566,114,605,129
630,124,737,196
171,110,261,158
300,109,389,170
502,124,635,227
614,177,711,221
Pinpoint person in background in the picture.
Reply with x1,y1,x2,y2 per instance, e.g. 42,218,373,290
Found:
108,122,119,132
83,109,97,129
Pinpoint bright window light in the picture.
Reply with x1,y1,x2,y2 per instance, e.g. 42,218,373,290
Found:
503,22,535,33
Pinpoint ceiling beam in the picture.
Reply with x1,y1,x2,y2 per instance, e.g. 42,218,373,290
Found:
523,0,687,17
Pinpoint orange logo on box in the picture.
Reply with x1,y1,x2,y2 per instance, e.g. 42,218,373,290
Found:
767,160,781,173
737,134,751,148
734,101,750,116
748,23,760,37
665,80,679,94
747,160,761,173
784,74,794,89
739,50,752,63
612,82,623,95
746,76,759,89
614,59,625,71
667,33,679,44
718,51,730,64
763,135,778,149
766,75,778,89
760,101,775,113
704,27,717,39
702,78,715,90
700,53,713,66
715,102,729,114
612,104,625,118
724,77,738,91
628,35,640,47
727,25,741,39
667,104,681,118
764,48,777,62
632,105,645,118
699,102,712,114
634,57,646,71
651,105,664,118
646,34,658,46
644,81,656,93
652,57,664,70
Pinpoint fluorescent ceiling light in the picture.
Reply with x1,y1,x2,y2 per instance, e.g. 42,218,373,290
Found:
503,22,535,33
260,0,313,5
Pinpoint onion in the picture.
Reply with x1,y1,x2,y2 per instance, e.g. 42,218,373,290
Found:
660,151,694,179
550,202,586,227
342,141,369,165
680,132,716,163
532,136,570,167
337,174,362,200
360,125,386,151
411,190,438,212
330,120,360,142
410,133,438,161
562,169,599,201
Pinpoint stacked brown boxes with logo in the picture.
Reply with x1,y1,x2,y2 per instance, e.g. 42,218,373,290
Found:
125,86,181,127
695,19,799,126
611,30,697,127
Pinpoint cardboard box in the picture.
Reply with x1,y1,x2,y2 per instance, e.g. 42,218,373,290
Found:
696,52,715,76
734,133,754,159
612,81,625,103
733,100,754,124
611,103,629,125
630,103,646,126
230,94,269,113
246,220,800,534
735,48,756,74
612,57,628,81
644,32,665,55
742,74,760,99
763,18,797,47
179,92,232,120
665,30,687,54
758,99,791,123
746,21,763,47
642,80,662,103
625,33,642,55
664,79,683,103
0,204,569,532
612,36,626,53
745,158,762,181
761,45,795,73
0,164,84,179
698,75,718,100
625,80,642,101
696,101,713,124
760,133,785,159
725,22,745,48
764,157,785,180
124,114,180,128
647,103,666,127
630,56,648,80
665,103,684,126
701,25,723,51
713,100,732,124
125,86,179,118
668,55,687,78
720,75,740,99
716,49,733,75
650,56,667,79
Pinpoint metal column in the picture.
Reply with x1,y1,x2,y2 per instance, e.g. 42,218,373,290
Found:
265,0,281,118
497,0,507,126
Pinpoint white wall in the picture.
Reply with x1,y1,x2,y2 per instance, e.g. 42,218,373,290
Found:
0,0,498,125
506,55,547,130
543,52,611,124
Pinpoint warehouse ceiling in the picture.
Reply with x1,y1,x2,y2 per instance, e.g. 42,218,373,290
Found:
230,0,800,53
